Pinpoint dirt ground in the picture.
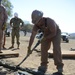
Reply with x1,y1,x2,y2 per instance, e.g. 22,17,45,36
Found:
0,34,75,75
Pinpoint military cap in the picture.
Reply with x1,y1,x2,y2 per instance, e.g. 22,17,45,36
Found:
31,10,43,24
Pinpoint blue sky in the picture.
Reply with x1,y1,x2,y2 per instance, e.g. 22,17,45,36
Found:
10,0,75,33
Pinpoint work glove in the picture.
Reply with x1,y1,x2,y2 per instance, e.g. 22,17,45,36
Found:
27,46,32,55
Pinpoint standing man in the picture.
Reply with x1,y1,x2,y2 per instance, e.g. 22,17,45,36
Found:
9,12,24,49
27,10,64,74
2,23,7,49
0,0,8,53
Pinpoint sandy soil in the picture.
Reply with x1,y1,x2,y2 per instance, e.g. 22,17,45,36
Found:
1,34,75,75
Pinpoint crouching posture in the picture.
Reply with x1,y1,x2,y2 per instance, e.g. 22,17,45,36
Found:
27,10,64,73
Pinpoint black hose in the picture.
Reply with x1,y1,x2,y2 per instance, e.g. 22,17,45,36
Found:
17,40,41,67
0,61,44,75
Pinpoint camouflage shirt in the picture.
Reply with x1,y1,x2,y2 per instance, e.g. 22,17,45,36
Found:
33,17,60,37
10,17,24,28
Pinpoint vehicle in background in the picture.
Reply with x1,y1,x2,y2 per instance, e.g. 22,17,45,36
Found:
36,31,70,43
5,28,11,37
61,32,69,43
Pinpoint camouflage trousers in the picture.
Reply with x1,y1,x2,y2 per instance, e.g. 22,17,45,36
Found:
11,28,20,46
40,29,64,68
0,29,3,50
2,31,6,47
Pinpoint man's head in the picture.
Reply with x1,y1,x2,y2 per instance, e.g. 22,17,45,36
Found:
14,12,18,18
0,0,2,5
31,10,43,24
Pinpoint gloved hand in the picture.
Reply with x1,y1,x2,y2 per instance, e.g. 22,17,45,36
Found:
27,46,32,55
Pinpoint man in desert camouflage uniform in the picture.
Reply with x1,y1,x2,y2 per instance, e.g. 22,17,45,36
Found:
0,0,8,53
27,10,64,74
9,12,24,49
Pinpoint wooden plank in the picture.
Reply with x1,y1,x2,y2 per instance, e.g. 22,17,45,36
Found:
48,50,75,59
0,50,19,58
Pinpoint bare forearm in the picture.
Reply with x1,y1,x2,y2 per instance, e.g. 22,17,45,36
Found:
28,31,37,48
29,35,34,48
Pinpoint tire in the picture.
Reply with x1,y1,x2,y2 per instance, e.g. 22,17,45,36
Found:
66,38,69,43
7,32,10,37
